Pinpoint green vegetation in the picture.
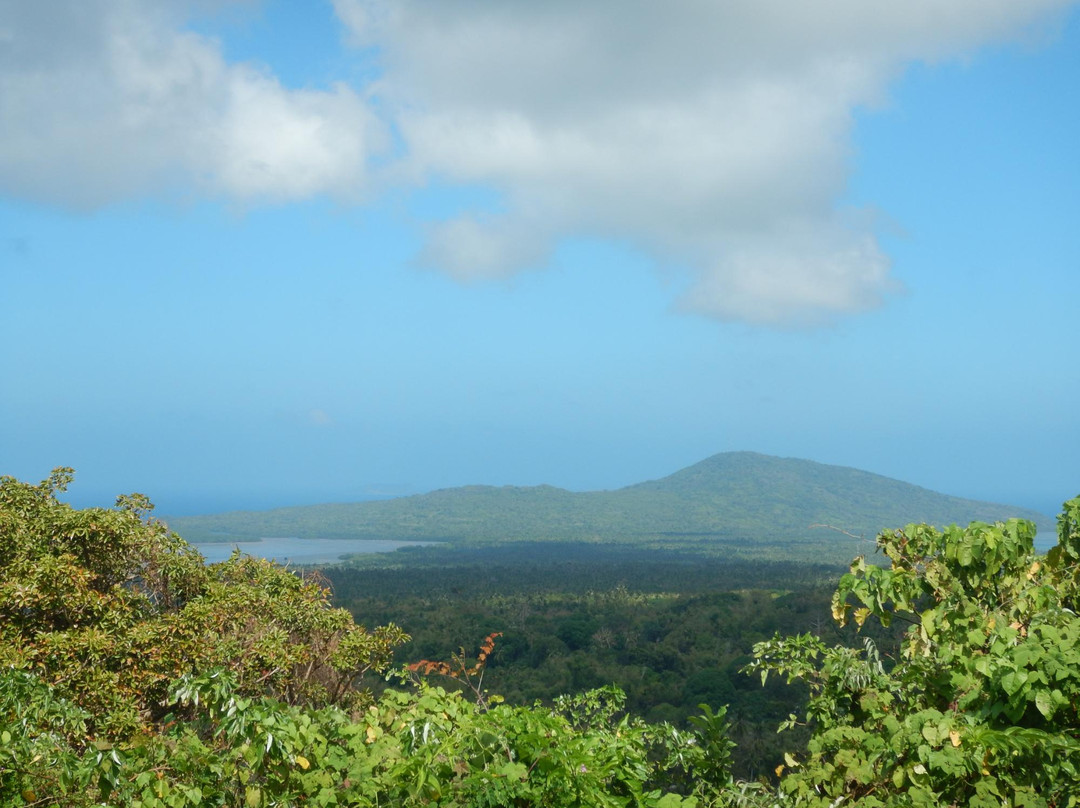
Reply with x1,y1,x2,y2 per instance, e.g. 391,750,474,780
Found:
750,498,1080,805
166,452,1050,565
0,469,405,737
332,541,844,596
323,548,858,781
328,570,857,780
3,467,1078,806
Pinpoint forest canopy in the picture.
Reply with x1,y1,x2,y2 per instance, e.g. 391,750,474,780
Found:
1,468,1078,806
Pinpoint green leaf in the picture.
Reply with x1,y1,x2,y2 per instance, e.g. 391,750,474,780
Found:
1035,689,1055,719
654,794,696,808
920,609,936,638
497,761,528,780
1001,670,1028,697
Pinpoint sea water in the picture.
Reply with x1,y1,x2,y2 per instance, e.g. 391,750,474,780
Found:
194,536,438,565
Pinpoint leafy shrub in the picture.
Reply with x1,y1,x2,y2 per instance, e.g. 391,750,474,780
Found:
751,499,1080,806
0,469,407,736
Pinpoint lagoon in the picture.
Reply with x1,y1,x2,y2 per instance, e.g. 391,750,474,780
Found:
193,537,439,565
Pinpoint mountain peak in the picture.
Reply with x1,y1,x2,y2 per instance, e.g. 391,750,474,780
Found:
167,451,1053,563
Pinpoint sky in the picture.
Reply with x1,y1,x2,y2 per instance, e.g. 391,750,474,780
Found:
2,0,1078,518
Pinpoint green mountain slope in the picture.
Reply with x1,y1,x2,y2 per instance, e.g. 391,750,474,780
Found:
619,452,1050,536
165,452,1052,563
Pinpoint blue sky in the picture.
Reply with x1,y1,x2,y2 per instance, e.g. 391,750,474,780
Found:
2,0,1078,517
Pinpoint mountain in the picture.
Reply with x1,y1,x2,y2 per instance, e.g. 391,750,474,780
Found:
619,452,1051,536
164,452,1053,563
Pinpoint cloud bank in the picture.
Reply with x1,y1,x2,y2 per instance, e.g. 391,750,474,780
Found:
0,0,384,208
0,0,1073,324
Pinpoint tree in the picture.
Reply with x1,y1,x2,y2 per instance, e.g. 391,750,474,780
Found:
0,468,406,737
0,470,733,807
7,467,1078,806
752,500,1080,806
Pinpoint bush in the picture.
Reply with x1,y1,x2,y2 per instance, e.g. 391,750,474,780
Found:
0,468,406,734
751,499,1080,806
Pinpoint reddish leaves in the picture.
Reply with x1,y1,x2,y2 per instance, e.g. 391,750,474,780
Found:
407,632,503,680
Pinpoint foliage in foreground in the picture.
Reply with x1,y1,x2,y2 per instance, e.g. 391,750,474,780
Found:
0,468,406,737
752,497,1080,806
0,470,737,806
2,468,1079,806
3,666,736,807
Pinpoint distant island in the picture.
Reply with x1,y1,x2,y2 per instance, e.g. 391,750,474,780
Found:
165,451,1051,564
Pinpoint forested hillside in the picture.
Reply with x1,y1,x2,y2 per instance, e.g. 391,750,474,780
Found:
166,452,1049,564
4,468,1079,806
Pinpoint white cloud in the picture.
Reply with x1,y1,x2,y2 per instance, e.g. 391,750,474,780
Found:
0,0,1073,324
0,0,385,208
420,213,555,282
681,220,897,326
210,69,376,202
335,0,1072,324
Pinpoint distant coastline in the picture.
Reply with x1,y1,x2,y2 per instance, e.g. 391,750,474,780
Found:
194,537,440,565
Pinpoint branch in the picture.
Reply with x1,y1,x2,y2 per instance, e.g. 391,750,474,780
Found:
810,524,871,542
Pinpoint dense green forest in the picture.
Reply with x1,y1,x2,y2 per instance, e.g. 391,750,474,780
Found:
166,452,1050,565
3,468,1079,806
325,566,876,780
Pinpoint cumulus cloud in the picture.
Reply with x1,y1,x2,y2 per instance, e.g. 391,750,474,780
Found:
334,0,1071,324
0,0,385,208
0,0,1073,324
682,220,897,326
